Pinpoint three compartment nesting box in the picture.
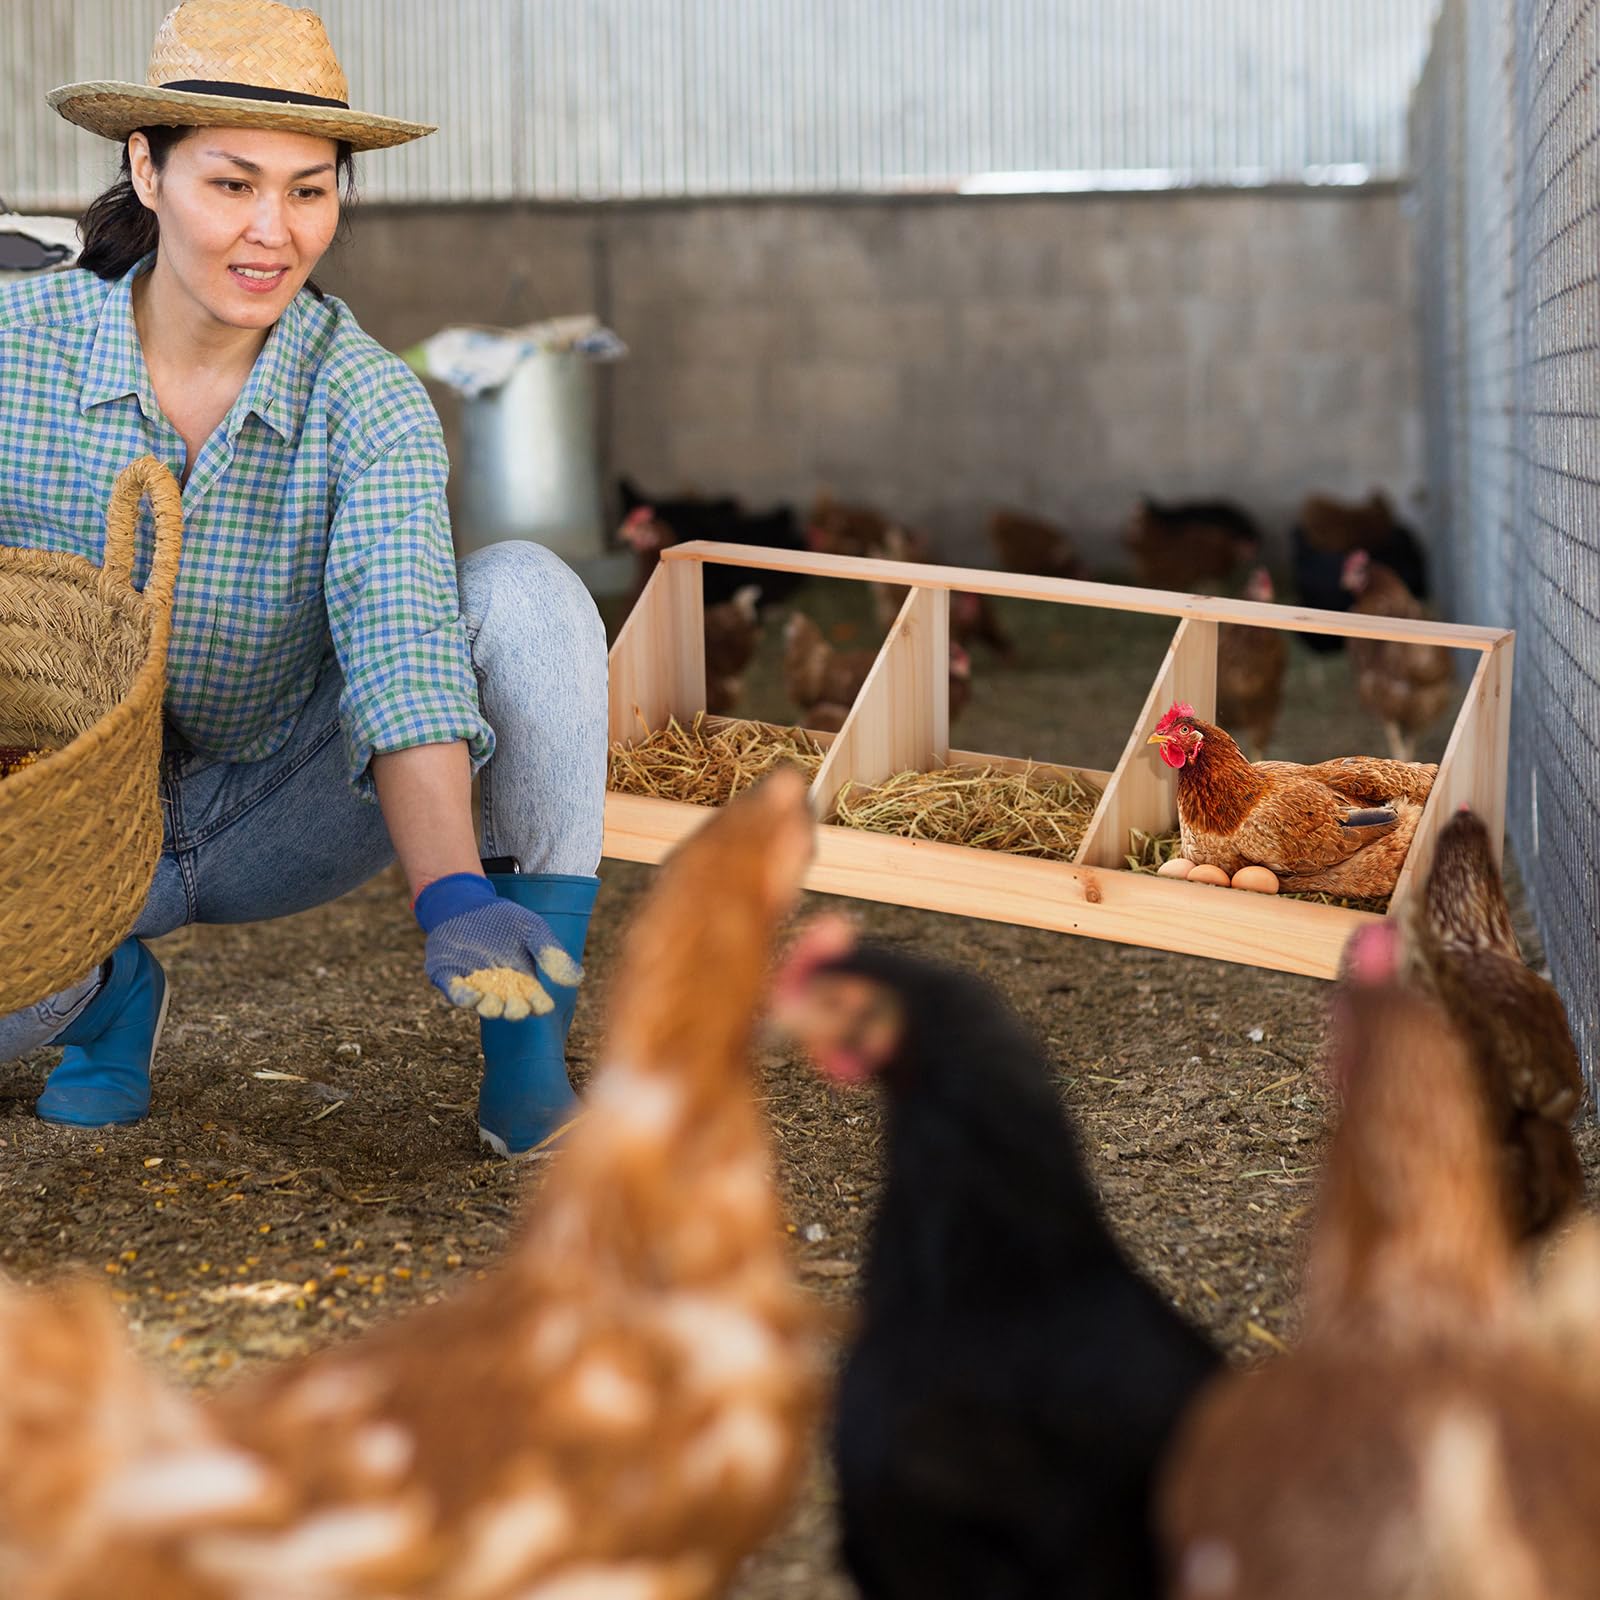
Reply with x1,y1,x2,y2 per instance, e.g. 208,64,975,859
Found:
604,542,1513,980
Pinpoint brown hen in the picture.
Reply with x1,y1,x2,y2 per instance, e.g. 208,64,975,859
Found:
703,584,763,715
1150,703,1433,898
1342,551,1455,761
784,611,970,729
1124,497,1259,592
1161,935,1600,1600
1400,808,1584,1239
0,771,824,1600
806,498,920,633
986,507,1085,581
808,498,1014,659
1216,568,1288,757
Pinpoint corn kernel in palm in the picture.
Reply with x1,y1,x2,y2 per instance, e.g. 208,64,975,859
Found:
448,966,554,1019
536,943,582,988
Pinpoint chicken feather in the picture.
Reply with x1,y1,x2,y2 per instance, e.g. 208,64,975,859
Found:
1161,952,1600,1600
1399,809,1584,1238
0,770,824,1600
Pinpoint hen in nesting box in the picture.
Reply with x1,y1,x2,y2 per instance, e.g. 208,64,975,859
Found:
1150,703,1436,900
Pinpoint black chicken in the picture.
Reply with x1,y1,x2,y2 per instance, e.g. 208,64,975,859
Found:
616,475,808,608
774,925,1221,1600
1290,489,1429,654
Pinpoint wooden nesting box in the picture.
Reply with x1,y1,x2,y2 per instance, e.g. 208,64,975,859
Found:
604,543,1513,980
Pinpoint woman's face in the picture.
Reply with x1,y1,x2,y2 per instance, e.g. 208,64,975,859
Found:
129,127,341,333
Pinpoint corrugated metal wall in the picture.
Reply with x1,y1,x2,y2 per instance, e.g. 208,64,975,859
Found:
1413,0,1600,1077
5,0,1440,208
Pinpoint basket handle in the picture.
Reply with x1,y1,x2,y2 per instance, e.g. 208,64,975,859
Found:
102,456,184,622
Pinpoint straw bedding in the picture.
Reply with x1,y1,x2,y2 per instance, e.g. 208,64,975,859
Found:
607,714,826,808
832,765,1101,859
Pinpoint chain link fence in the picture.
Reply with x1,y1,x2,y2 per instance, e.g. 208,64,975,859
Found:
1413,0,1600,1077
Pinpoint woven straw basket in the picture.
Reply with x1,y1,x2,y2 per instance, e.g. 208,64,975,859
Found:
0,457,183,1014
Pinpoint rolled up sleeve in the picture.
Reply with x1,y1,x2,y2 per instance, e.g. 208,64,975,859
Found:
322,420,495,799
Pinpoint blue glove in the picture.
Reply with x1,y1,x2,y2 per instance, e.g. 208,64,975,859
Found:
415,873,583,1019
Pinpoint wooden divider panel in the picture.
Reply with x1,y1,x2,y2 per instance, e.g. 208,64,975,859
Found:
810,586,950,819
607,559,705,744
1389,637,1515,912
1076,618,1219,868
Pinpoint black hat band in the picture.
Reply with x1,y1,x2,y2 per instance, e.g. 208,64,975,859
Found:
160,78,350,110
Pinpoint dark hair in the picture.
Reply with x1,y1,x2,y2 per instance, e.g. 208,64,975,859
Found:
77,126,358,292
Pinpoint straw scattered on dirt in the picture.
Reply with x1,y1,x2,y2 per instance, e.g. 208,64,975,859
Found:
832,763,1102,859
607,712,825,807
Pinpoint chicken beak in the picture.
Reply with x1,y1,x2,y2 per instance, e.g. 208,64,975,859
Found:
1147,733,1166,746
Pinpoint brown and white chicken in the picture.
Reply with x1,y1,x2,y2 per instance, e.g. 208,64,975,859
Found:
1341,550,1455,762
0,771,824,1600
1399,807,1584,1239
1161,926,1600,1600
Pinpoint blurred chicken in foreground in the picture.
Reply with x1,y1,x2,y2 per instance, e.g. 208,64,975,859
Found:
1399,808,1584,1239
0,771,824,1600
773,924,1220,1599
1161,921,1600,1600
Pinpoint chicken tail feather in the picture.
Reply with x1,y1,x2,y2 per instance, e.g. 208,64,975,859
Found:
1340,807,1398,830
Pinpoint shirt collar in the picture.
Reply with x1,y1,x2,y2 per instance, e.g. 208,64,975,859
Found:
78,254,157,419
229,288,309,445
77,251,311,445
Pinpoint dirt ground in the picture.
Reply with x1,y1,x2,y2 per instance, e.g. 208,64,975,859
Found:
4,585,1593,1598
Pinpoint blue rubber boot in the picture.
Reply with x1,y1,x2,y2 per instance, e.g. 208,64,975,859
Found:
477,872,599,1157
37,938,168,1128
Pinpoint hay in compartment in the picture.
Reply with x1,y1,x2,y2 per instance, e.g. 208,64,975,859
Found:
832,764,1101,860
1128,828,1392,914
607,713,825,808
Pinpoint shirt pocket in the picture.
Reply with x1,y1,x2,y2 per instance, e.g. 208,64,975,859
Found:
166,592,331,752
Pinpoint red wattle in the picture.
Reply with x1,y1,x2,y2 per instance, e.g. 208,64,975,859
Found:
1158,742,1187,770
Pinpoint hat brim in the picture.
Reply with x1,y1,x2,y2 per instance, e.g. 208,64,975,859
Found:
48,81,434,153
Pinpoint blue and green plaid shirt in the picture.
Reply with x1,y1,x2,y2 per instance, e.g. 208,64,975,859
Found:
0,256,494,797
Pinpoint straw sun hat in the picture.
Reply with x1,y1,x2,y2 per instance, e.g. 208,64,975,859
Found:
48,0,434,153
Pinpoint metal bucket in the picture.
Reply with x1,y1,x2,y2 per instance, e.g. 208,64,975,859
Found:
457,351,604,563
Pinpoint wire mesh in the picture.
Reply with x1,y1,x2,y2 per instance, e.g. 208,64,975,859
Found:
1413,0,1600,1078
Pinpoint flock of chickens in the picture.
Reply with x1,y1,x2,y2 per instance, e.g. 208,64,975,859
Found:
618,479,1454,765
0,476,1565,1598
0,748,1589,1599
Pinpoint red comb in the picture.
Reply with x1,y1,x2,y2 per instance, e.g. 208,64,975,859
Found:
1155,701,1195,735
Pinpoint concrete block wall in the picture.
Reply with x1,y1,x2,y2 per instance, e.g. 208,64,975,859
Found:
319,188,1419,568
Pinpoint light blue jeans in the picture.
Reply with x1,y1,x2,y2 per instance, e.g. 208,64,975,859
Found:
2,541,608,1062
